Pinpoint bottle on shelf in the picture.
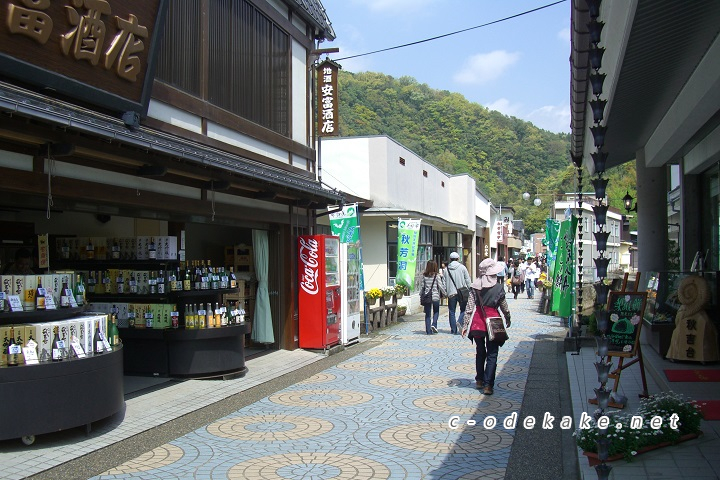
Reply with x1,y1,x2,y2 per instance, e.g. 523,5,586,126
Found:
99,270,110,294
220,302,228,326
206,302,213,328
183,263,192,291
5,327,19,366
86,239,95,260
129,271,138,294
201,261,209,290
51,326,63,361
59,280,70,308
35,276,46,311
87,271,97,294
149,270,157,295
170,267,180,291
108,313,120,347
229,266,238,289
74,273,85,306
214,302,222,327
148,237,157,260
209,261,218,290
93,321,104,354
111,238,121,260
171,305,179,329
157,269,165,294
116,270,125,294
185,303,195,329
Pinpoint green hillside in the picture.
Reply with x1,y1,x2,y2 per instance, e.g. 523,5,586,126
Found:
336,70,636,233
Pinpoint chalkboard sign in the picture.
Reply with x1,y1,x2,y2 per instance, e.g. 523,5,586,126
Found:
606,291,647,357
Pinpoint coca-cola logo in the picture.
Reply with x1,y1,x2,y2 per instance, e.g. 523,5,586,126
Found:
299,237,320,295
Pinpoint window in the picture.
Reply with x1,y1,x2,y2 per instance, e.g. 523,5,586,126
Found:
423,170,428,178
155,0,290,136
441,181,445,187
399,157,406,166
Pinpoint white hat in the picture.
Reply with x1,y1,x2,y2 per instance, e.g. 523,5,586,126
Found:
450,252,460,260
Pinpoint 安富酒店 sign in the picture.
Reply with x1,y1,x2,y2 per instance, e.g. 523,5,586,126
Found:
317,59,340,136
0,0,167,116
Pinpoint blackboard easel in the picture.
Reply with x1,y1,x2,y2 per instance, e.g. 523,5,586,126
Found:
589,272,649,409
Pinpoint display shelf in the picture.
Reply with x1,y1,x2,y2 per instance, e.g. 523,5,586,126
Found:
52,259,179,270
0,346,124,443
0,306,85,326
118,323,248,378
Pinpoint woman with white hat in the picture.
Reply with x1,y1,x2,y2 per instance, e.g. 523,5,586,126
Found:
462,258,511,395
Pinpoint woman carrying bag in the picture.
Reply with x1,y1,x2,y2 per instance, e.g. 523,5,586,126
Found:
462,258,511,395
420,260,446,334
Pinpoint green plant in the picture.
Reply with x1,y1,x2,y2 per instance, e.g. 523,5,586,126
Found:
366,288,382,300
574,392,704,461
397,305,407,316
395,284,407,295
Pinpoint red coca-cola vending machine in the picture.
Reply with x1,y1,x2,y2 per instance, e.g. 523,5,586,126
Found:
298,234,341,349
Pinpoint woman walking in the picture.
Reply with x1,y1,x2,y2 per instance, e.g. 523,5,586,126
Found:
462,258,511,395
421,259,446,334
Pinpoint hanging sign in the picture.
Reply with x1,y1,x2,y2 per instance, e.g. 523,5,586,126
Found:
551,216,578,317
316,59,340,136
38,233,49,269
329,204,359,243
396,218,421,289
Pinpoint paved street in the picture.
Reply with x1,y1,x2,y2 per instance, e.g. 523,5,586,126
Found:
87,296,572,479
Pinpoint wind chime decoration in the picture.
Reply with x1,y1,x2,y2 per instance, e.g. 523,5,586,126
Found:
586,1,612,479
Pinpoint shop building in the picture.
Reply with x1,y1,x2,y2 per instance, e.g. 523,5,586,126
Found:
0,0,341,381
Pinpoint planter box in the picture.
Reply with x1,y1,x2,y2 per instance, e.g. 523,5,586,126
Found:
583,432,702,466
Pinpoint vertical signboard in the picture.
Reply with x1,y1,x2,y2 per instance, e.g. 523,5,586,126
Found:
316,59,340,136
329,203,364,290
396,219,421,289
551,216,578,316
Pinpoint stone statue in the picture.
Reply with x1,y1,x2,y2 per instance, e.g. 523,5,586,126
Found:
666,275,719,362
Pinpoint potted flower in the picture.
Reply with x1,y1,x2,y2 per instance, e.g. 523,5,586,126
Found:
575,392,704,465
397,305,407,316
365,288,382,306
394,283,407,299
381,286,396,301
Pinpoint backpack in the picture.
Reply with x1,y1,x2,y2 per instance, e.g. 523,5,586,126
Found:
420,275,436,306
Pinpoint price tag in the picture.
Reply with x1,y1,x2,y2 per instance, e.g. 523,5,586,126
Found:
128,312,136,318
69,295,78,307
70,337,86,358
8,295,23,312
45,296,57,309
144,313,153,319
23,340,39,364
198,309,206,316
9,344,21,355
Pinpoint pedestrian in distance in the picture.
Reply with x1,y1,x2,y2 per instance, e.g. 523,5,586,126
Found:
462,258,511,395
524,256,538,299
445,251,472,334
420,259,446,335
509,259,523,299
496,255,508,286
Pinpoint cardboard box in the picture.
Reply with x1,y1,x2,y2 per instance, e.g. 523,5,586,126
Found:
136,236,150,260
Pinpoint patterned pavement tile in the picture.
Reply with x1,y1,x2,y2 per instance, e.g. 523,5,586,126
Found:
92,299,565,480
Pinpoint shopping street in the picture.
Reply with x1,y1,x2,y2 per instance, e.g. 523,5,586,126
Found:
1,297,719,480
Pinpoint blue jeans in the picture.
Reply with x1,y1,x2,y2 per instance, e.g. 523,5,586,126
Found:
525,278,535,298
476,334,499,387
447,295,463,334
424,301,440,334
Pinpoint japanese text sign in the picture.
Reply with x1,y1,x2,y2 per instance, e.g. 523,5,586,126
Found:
316,59,339,136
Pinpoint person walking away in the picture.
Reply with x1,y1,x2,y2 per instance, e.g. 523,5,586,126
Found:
439,261,448,305
496,255,508,287
509,260,523,299
420,260,446,334
518,258,527,293
525,257,538,299
462,258,511,395
445,252,472,334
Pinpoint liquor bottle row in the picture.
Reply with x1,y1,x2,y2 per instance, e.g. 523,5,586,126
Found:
1,313,119,367
56,235,179,261
89,301,246,329
0,273,86,313
86,260,238,295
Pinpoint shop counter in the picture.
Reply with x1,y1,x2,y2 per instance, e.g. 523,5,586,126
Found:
119,323,249,378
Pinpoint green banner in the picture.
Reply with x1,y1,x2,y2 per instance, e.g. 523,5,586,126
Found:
329,204,360,243
396,218,421,289
551,216,578,317
545,219,560,277
329,203,364,290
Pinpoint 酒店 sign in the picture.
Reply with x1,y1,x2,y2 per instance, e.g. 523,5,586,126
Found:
316,59,340,136
0,0,167,116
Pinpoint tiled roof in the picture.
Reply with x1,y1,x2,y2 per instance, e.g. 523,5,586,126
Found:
289,0,335,40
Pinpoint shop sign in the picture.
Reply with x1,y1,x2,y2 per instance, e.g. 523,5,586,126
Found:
316,59,339,136
0,0,167,116
495,221,505,244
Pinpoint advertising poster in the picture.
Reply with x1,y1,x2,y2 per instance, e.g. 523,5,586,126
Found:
551,216,578,316
396,218,421,289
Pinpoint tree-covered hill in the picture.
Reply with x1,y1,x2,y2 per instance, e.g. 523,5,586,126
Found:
336,70,636,233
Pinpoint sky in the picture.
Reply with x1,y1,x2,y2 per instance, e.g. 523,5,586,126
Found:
320,0,571,134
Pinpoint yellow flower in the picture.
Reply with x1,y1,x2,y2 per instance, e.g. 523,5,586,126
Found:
366,288,383,300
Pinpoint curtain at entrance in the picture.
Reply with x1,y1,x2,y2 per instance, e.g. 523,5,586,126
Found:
251,229,274,344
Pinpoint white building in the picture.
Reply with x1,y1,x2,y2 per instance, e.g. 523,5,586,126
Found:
318,135,492,311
